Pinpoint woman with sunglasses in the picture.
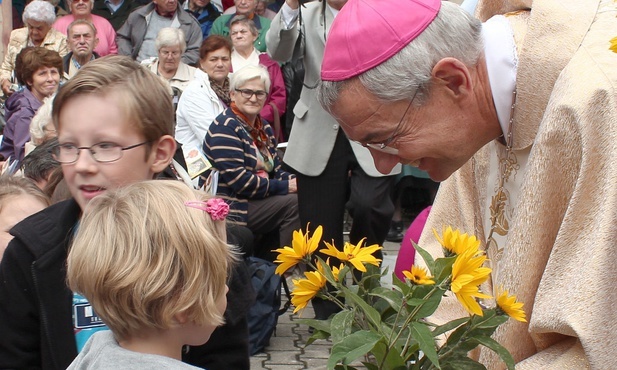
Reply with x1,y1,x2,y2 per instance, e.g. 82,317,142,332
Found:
205,64,299,257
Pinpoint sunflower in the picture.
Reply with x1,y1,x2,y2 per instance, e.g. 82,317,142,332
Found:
450,247,492,316
496,288,527,323
402,265,435,285
273,225,323,275
328,260,345,282
433,226,480,257
610,36,617,53
320,238,382,272
290,269,327,314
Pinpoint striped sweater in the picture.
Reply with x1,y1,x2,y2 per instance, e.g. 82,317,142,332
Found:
204,108,294,225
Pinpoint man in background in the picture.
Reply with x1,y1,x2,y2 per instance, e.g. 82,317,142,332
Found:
62,19,99,79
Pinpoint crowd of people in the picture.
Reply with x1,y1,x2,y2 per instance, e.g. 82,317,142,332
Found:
0,0,613,369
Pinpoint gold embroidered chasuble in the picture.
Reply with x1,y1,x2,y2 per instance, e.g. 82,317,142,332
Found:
418,0,617,368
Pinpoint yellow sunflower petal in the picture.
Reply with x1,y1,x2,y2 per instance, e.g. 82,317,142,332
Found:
306,225,323,254
496,288,527,323
402,265,435,285
320,241,345,260
610,36,617,53
349,258,368,272
436,226,481,256
450,242,492,316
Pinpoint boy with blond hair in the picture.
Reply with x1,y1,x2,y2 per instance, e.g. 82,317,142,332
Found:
67,180,234,368
0,55,252,370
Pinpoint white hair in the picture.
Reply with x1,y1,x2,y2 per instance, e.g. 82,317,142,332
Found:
23,0,57,26
230,64,271,92
318,1,483,110
155,27,187,53
30,95,55,146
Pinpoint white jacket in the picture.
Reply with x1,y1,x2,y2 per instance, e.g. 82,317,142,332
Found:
175,69,225,156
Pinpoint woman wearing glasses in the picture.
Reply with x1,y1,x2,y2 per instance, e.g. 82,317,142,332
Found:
142,28,196,109
229,15,286,136
205,65,299,255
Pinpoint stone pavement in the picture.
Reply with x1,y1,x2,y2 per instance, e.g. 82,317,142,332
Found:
250,240,402,370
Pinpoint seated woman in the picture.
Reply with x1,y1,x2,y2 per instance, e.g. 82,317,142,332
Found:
205,65,299,252
142,27,196,97
0,47,62,166
176,35,231,156
1,0,68,96
0,176,50,262
229,15,285,134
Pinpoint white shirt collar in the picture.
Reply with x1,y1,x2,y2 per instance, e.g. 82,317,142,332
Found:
327,4,340,19
482,15,518,136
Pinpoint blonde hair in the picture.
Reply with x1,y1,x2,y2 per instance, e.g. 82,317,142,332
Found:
0,175,50,211
52,55,174,157
67,180,236,340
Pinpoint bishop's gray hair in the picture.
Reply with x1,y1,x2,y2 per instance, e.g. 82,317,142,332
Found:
318,1,483,112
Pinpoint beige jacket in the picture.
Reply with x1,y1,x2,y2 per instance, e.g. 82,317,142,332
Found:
420,0,617,369
0,27,68,82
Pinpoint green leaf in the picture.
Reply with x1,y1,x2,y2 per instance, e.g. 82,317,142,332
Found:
362,363,379,370
441,355,487,370
433,256,456,282
410,287,445,319
331,310,355,344
340,285,383,330
328,330,381,369
392,275,411,296
370,338,406,370
369,287,403,312
334,365,359,370
411,321,440,369
297,318,331,334
471,336,515,370
305,329,330,346
413,243,435,272
474,315,508,329
432,317,470,337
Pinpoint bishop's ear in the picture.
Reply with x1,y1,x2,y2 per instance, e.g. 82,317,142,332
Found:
431,57,472,97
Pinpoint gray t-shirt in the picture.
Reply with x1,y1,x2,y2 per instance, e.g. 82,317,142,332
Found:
67,331,201,369
137,12,174,62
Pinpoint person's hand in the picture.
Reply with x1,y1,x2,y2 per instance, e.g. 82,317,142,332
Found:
1,79,13,96
288,177,297,193
285,0,299,10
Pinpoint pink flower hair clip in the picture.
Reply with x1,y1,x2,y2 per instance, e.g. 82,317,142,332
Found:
185,198,229,221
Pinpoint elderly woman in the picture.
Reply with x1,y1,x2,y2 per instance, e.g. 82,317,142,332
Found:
0,48,62,166
24,96,56,156
0,0,67,96
176,35,231,156
53,0,117,56
205,65,299,251
142,28,196,95
229,15,285,132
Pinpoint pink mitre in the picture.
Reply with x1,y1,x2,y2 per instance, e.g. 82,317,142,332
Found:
321,0,441,82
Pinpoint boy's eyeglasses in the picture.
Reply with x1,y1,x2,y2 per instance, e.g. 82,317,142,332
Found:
52,141,149,164
235,88,268,100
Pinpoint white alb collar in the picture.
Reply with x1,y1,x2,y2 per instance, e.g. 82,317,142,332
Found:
482,15,518,137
